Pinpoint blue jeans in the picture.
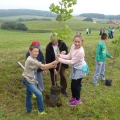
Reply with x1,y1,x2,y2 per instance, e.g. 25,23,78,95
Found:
93,61,105,84
22,78,44,112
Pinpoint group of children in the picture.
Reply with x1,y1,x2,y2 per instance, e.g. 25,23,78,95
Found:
108,27,114,39
99,27,115,39
22,32,113,115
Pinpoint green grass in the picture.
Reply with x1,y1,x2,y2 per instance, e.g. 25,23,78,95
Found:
22,18,118,31
0,17,120,120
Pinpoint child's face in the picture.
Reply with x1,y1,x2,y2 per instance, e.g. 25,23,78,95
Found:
74,37,83,49
29,48,39,58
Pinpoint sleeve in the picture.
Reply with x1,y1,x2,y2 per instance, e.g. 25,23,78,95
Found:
59,51,84,65
106,52,111,58
28,60,41,70
59,53,71,60
59,44,73,59
39,50,45,64
37,50,45,72
45,45,54,71
96,44,101,62
45,46,52,64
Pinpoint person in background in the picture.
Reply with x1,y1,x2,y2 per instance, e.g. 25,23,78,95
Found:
45,33,69,97
99,28,102,36
22,44,58,115
89,28,92,34
108,27,112,39
93,33,114,86
86,28,89,35
56,34,89,106
111,27,114,38
102,27,105,33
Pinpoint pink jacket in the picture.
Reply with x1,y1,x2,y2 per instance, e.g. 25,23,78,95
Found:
58,44,85,65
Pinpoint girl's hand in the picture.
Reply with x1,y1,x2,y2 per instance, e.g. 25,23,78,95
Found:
61,51,66,55
56,54,60,61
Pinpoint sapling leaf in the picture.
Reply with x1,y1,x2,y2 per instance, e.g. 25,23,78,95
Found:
49,0,77,40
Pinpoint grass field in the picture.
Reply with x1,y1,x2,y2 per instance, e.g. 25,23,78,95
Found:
0,16,120,120
22,18,117,31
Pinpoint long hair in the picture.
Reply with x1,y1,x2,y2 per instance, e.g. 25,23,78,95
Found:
73,34,84,43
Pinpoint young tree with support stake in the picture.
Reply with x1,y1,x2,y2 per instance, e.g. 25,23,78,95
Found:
44,0,77,107
49,0,77,87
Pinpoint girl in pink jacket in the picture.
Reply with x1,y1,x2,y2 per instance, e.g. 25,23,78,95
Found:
57,34,88,106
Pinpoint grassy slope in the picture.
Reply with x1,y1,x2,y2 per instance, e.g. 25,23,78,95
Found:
22,18,117,31
0,18,120,120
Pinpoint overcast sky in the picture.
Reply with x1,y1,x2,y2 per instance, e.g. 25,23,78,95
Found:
0,0,120,15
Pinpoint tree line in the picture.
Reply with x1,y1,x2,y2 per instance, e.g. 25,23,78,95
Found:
17,18,51,22
1,22,28,31
80,13,120,20
0,9,56,17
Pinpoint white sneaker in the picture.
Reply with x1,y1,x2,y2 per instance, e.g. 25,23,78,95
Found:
32,94,36,98
94,83,99,86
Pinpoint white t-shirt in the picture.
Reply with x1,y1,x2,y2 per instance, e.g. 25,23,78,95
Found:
112,29,114,33
52,45,60,56
86,28,88,32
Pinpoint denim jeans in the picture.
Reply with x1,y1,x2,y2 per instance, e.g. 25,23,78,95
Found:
22,78,44,112
93,61,105,84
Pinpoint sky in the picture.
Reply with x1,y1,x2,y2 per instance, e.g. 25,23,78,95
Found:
0,0,120,15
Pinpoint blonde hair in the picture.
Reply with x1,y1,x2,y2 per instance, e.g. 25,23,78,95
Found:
50,33,58,40
76,32,81,35
73,34,84,42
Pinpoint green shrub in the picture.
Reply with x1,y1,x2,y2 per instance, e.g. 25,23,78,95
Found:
1,22,28,31
83,17,93,22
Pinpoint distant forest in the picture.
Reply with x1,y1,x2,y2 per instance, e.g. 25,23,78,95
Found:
1,9,120,20
80,13,120,20
0,9,56,17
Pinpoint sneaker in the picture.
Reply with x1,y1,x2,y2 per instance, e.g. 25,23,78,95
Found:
68,98,76,104
38,111,47,115
26,110,32,113
70,99,82,106
101,80,105,82
94,83,99,86
62,92,68,97
32,94,36,99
